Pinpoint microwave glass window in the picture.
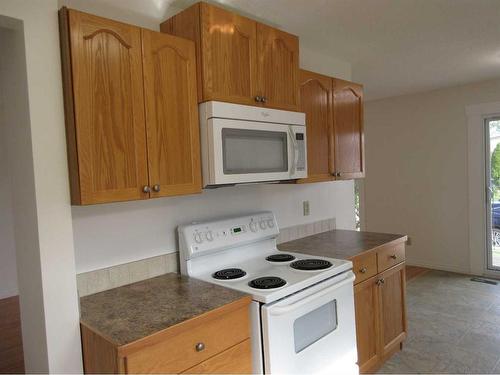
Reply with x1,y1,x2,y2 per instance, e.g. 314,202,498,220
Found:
293,300,338,353
222,128,288,174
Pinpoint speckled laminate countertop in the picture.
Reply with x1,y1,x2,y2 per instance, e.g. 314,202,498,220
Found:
79,273,248,346
277,229,407,259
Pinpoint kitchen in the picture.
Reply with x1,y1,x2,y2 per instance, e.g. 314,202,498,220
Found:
1,0,500,374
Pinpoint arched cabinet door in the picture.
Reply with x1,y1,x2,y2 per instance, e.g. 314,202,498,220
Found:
65,9,149,204
333,79,365,179
141,30,202,198
256,23,300,111
297,70,334,183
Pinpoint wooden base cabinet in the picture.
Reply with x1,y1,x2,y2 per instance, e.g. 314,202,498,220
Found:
354,276,381,372
59,8,201,205
81,298,252,374
353,243,407,373
379,263,407,360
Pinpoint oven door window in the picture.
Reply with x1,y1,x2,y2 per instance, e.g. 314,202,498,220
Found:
222,128,288,174
293,300,338,353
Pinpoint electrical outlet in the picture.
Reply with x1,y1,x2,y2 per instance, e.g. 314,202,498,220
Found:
406,236,412,246
303,201,310,216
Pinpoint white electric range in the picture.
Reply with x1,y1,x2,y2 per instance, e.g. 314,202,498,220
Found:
178,212,359,374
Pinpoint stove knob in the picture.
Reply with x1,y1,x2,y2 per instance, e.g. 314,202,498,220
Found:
259,220,267,230
267,219,275,228
249,221,258,232
194,232,203,244
205,231,214,241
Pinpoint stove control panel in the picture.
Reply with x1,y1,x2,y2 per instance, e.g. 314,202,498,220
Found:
178,211,279,259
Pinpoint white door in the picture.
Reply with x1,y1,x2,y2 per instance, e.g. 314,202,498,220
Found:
261,271,358,374
485,117,500,271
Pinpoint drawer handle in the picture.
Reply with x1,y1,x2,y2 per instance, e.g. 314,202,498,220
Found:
390,254,397,259
195,342,205,352
359,267,367,274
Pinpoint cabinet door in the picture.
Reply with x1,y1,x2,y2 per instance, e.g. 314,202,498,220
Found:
142,30,202,198
378,263,407,359
67,10,149,204
333,79,364,179
256,23,300,111
354,276,381,373
200,3,258,105
182,339,252,374
297,70,334,183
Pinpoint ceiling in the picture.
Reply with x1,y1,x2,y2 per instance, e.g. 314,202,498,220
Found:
66,0,500,100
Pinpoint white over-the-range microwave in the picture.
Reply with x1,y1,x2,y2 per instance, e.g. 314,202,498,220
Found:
199,101,307,187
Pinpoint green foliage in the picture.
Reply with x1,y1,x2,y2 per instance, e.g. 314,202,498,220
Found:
492,143,500,201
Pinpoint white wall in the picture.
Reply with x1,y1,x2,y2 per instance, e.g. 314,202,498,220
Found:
65,1,356,274
0,0,82,372
73,182,355,272
363,78,500,274
0,101,18,299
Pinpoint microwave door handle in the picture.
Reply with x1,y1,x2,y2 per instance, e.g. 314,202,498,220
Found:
288,127,298,175
268,272,355,316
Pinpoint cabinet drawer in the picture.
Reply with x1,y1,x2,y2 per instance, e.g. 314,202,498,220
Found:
377,243,405,272
352,252,377,284
125,306,250,374
183,339,252,374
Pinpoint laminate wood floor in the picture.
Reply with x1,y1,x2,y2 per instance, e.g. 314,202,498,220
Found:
405,266,431,281
378,271,500,374
0,296,24,374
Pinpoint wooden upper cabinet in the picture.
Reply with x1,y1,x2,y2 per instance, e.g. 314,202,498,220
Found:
62,9,149,204
60,8,202,205
200,3,258,105
256,24,300,111
142,30,202,198
161,2,300,111
297,70,334,183
333,79,365,179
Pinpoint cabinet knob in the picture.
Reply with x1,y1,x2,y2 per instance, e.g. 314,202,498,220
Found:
360,267,367,274
376,278,385,286
254,96,263,103
152,184,161,193
390,254,397,260
337,172,341,177
195,342,205,352
261,96,267,103
142,185,151,193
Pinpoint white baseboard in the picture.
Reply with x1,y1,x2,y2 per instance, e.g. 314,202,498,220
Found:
0,288,19,300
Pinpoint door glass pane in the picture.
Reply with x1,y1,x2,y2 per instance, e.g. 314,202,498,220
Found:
488,119,500,269
293,300,338,353
222,128,288,174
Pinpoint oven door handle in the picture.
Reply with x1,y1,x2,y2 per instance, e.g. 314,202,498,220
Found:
269,272,355,316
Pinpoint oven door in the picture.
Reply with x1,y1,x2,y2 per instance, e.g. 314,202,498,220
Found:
207,118,296,185
261,271,358,374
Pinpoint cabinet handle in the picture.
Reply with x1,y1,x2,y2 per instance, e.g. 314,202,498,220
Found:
390,254,397,260
359,267,367,274
254,96,263,103
142,185,151,193
152,184,161,193
261,96,267,103
337,172,341,177
376,278,385,286
195,342,205,352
